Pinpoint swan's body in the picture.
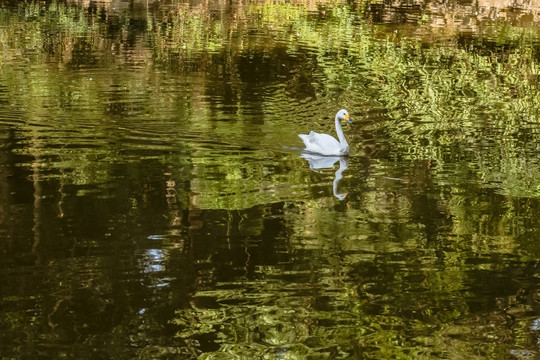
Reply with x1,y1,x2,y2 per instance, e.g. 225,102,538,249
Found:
298,109,352,156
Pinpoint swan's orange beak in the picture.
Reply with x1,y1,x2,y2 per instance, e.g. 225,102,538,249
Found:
345,114,353,124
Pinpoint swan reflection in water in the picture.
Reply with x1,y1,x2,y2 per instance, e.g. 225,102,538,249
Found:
301,153,349,200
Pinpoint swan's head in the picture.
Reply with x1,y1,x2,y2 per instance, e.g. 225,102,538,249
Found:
338,109,353,124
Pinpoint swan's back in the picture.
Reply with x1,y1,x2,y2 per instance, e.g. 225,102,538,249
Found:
298,131,347,156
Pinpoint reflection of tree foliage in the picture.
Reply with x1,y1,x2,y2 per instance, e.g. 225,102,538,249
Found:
0,1,540,359
2,0,540,198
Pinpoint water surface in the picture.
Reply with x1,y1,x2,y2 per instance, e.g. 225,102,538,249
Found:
1,0,539,359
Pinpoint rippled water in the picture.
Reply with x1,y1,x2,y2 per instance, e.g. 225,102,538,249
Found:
1,0,540,359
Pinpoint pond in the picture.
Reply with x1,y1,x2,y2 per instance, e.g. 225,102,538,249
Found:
0,0,539,359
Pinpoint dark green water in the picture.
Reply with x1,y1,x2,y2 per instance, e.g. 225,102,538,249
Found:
1,0,539,359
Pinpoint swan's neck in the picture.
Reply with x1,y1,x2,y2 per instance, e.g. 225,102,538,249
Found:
335,115,348,149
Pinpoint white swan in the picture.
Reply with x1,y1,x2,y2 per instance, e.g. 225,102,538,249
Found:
299,109,352,156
